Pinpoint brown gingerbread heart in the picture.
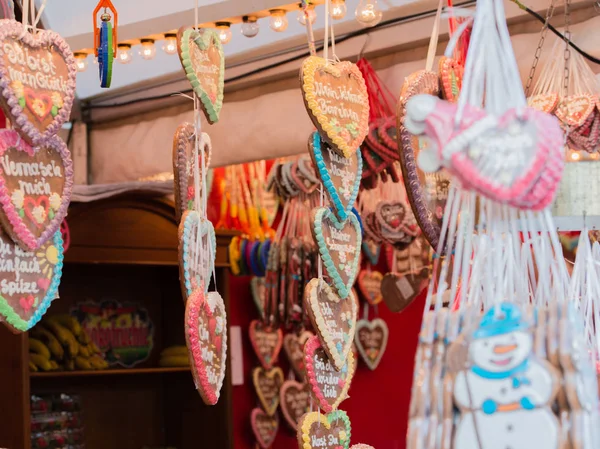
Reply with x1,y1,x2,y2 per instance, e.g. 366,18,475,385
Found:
297,410,351,449
283,330,314,381
251,407,279,449
249,319,283,369
555,94,597,128
381,268,429,313
280,380,311,430
357,270,383,305
252,366,284,416
527,93,559,113
354,318,389,370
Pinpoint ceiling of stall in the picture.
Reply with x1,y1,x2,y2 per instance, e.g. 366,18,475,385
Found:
36,0,417,99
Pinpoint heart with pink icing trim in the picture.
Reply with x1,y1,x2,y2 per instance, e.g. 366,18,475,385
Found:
405,96,564,210
184,286,228,405
251,407,279,449
0,20,77,145
304,335,355,413
249,319,283,369
0,129,73,251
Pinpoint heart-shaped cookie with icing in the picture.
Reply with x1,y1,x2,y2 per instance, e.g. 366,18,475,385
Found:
309,132,362,222
177,27,224,124
280,380,311,430
251,407,279,449
178,210,216,300
252,366,284,416
555,94,597,128
249,319,283,369
304,335,355,412
350,445,375,449
304,278,357,371
300,56,369,158
172,123,212,221
185,287,228,405
357,270,383,305
311,207,362,299
354,318,389,370
283,330,314,381
0,130,73,251
0,228,63,333
381,269,429,313
297,410,351,449
0,21,76,145
527,93,559,114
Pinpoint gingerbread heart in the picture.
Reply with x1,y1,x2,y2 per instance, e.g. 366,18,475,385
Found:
304,278,357,371
172,123,212,221
376,201,408,234
280,380,311,430
438,56,463,103
0,21,76,145
0,130,72,251
555,94,596,128
381,269,429,313
297,410,352,449
311,207,362,299
250,277,266,320
0,228,63,333
249,319,283,369
304,335,355,412
354,318,389,370
300,56,369,158
178,210,216,300
527,93,559,114
357,270,383,305
309,131,362,222
350,445,375,449
251,407,279,449
253,366,284,416
283,330,314,381
185,287,228,405
177,27,224,124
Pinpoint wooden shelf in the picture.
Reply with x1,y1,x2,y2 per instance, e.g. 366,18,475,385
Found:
30,366,190,378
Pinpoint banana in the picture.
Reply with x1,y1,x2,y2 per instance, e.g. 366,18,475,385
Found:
30,353,52,371
29,361,38,372
90,341,101,354
30,326,64,360
48,315,82,338
29,338,51,359
160,346,188,358
75,356,92,370
79,344,90,358
77,331,91,345
43,321,78,358
89,356,109,370
49,360,59,371
159,355,190,367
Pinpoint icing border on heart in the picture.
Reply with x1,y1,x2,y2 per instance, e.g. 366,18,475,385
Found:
178,27,224,124
0,20,77,145
184,286,228,405
304,335,355,412
305,278,357,371
252,366,284,416
311,207,362,299
172,122,212,220
298,410,352,449
279,380,310,430
0,130,73,251
249,319,283,369
251,407,279,449
357,270,383,306
311,131,362,222
354,318,389,370
301,56,369,158
179,210,216,298
0,230,63,332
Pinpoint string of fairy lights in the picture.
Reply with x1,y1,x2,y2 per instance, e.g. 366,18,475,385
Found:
73,0,384,71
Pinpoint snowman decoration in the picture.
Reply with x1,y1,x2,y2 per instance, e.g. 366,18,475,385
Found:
453,303,559,449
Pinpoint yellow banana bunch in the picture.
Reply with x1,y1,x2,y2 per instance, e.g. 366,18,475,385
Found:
29,353,52,371
29,338,51,359
42,320,79,358
30,326,64,360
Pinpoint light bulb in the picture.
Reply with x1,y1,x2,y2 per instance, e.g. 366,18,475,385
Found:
571,152,581,161
139,39,156,60
241,15,259,38
162,33,178,55
331,0,347,20
355,0,383,27
269,9,288,32
117,44,133,64
74,52,88,72
297,5,317,26
216,22,232,45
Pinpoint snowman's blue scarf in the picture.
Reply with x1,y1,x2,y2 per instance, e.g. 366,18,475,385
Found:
471,358,530,388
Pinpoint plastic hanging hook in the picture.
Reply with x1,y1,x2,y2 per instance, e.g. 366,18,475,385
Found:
93,0,118,58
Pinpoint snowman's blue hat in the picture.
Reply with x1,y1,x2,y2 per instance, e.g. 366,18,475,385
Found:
473,303,530,339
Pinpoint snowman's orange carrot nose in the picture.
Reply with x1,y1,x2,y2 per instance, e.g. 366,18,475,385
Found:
493,344,518,354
